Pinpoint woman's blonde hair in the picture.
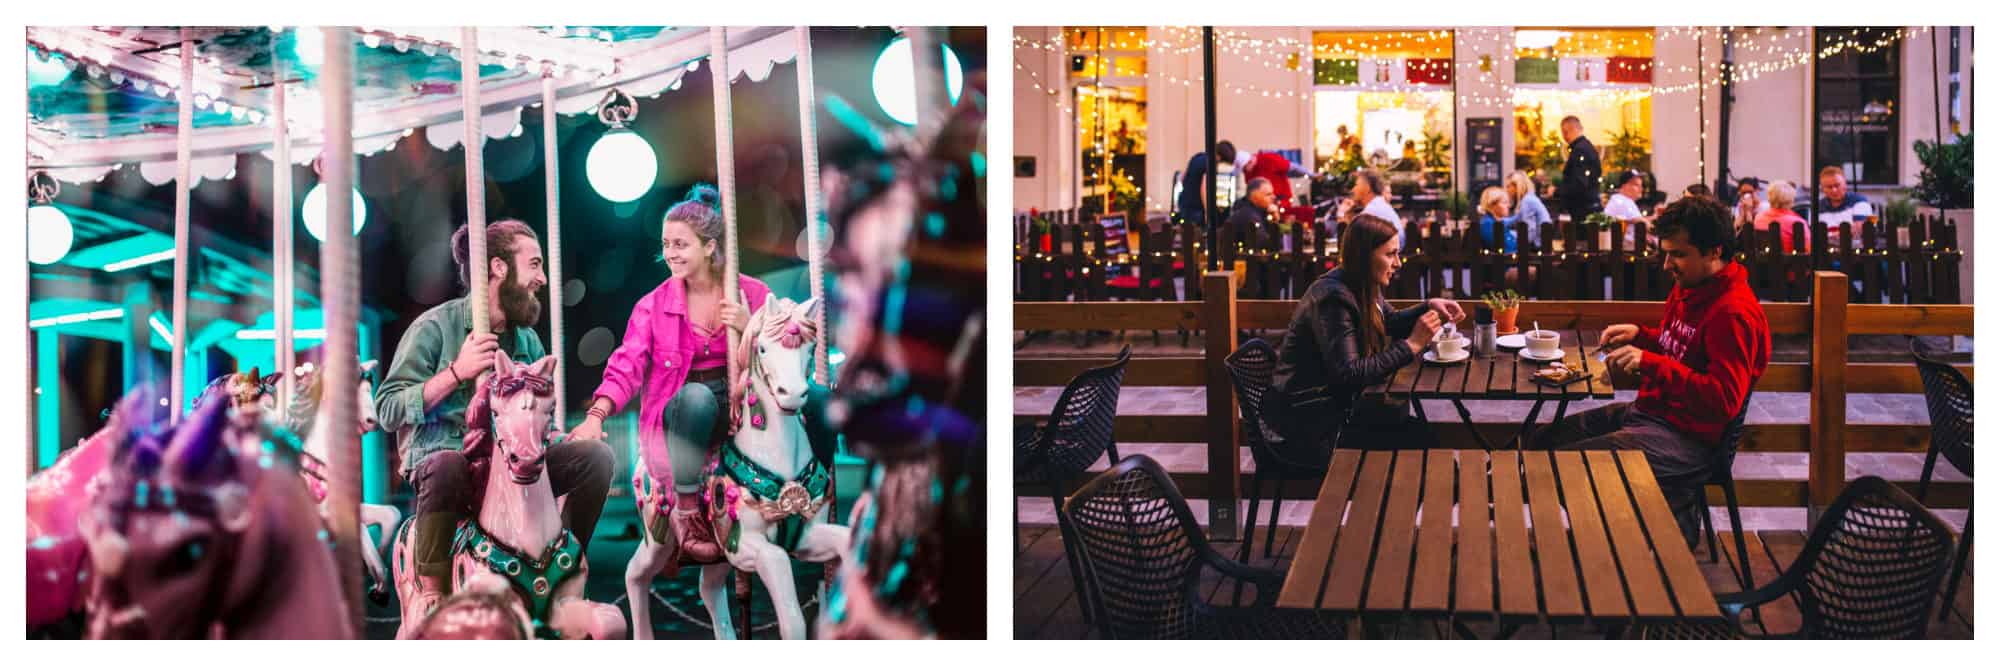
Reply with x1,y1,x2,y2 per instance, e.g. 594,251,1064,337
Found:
1479,186,1511,218
1504,170,1535,199
1766,180,1797,210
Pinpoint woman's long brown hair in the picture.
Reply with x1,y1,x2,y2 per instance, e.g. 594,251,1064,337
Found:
1338,215,1401,356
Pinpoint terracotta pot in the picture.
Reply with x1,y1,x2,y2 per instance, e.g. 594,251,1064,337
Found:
1494,307,1520,334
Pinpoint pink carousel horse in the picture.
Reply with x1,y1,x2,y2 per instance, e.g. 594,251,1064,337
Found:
699,297,848,639
76,389,356,638
27,389,159,630
389,354,626,639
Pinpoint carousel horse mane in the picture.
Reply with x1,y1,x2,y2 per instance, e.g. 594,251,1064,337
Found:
736,296,821,374
279,359,379,440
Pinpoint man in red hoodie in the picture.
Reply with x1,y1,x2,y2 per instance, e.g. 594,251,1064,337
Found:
1531,195,1770,542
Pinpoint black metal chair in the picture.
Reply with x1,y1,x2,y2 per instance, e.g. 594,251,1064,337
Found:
1058,455,1345,639
1911,339,1973,620
1015,345,1130,619
1223,338,1333,564
1642,476,1956,639
1695,393,1756,590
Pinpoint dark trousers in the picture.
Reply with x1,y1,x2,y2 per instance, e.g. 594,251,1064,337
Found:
411,438,615,577
1528,403,1717,543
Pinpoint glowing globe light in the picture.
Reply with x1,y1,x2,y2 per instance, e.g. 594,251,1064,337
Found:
301,184,368,241
27,205,74,265
870,36,963,126
28,50,69,88
293,28,324,68
586,129,658,203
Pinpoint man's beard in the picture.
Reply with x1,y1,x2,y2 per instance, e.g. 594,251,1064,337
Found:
499,276,541,327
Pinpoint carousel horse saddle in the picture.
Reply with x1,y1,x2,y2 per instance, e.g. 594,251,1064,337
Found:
452,520,583,638
708,441,831,554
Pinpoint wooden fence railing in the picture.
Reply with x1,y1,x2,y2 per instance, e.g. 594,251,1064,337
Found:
1015,271,1972,540
1015,213,1964,306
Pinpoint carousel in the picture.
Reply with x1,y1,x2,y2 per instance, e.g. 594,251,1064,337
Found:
25,25,986,639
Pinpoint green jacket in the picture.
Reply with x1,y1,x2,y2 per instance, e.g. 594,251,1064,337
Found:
374,296,546,477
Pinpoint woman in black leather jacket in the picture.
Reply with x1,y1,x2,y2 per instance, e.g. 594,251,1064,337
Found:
1268,214,1464,450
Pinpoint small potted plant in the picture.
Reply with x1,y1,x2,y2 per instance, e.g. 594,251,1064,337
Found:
1581,212,1616,250
1480,289,1524,334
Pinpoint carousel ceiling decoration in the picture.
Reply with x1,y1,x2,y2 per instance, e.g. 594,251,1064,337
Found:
27,25,799,182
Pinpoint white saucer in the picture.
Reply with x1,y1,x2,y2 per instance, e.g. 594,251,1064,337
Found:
1519,347,1566,363
1424,349,1470,364
1496,333,1527,349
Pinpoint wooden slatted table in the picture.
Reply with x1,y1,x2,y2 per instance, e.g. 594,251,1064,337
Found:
1366,328,1616,450
1278,449,1723,629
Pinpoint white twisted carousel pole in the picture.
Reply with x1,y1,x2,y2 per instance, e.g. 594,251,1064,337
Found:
711,28,742,362
542,71,567,421
906,27,949,143
317,25,365,635
169,29,192,422
273,53,295,407
462,27,491,350
794,27,828,387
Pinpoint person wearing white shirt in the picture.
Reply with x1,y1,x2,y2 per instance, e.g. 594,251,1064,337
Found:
1603,170,1649,246
1337,168,1403,245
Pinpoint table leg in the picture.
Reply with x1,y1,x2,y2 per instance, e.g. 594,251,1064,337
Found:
1511,399,1548,450
1449,399,1492,450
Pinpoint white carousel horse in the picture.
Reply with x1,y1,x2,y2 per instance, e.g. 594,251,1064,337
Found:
279,359,403,601
389,354,626,639
77,390,356,638
698,296,848,640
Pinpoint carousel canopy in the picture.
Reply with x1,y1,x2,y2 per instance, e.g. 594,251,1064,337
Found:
27,26,799,180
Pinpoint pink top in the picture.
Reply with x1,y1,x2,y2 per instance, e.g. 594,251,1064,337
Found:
689,326,729,371
593,275,772,481
1752,208,1805,254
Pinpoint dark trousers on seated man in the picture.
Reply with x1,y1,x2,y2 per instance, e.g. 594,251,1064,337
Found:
1528,403,1721,543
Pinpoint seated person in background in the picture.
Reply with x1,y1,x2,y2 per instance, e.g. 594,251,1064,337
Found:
1751,180,1806,253
1682,183,1711,199
1476,186,1518,254
1815,165,1876,223
1227,177,1280,230
1505,170,1551,249
1529,195,1770,543
1268,215,1464,453
1733,177,1769,228
1337,168,1402,245
1604,170,1649,245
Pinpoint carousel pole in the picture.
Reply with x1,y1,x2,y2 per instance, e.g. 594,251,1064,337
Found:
317,25,366,635
794,27,828,386
170,29,193,422
906,27,949,143
274,53,296,407
462,28,491,348
543,71,566,421
711,29,743,359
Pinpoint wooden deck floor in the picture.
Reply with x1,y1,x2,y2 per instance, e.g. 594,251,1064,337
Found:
1014,525,1973,639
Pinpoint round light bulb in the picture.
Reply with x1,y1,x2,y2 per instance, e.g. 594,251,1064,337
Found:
586,129,658,203
301,184,368,241
870,36,964,126
28,205,74,265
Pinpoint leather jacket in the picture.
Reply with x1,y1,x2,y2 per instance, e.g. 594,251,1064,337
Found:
1269,269,1424,443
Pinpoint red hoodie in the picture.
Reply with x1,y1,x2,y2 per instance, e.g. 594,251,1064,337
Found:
1632,261,1770,442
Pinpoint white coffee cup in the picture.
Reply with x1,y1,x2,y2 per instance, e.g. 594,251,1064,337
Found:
1436,332,1467,359
1526,329,1561,357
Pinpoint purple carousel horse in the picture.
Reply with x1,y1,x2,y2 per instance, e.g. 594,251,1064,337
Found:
27,389,160,630
389,354,625,639
76,391,355,638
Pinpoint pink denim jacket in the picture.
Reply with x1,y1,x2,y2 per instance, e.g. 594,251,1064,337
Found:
593,275,772,483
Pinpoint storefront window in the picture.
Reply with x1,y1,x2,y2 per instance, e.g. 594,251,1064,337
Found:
1511,28,1655,183
1311,30,1455,192
1067,26,1149,219
1814,27,1900,185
